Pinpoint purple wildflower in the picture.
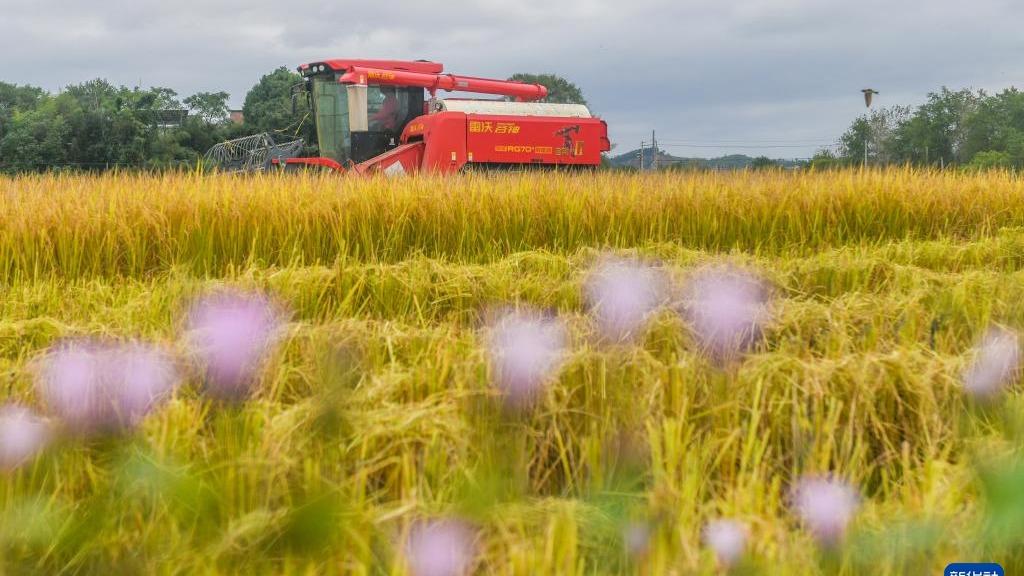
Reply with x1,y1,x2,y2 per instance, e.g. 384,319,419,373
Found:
487,310,568,410
186,290,284,401
584,257,665,343
702,519,748,568
0,405,50,471
682,266,771,363
623,521,652,559
791,477,859,547
35,339,178,435
963,326,1020,400
404,519,475,576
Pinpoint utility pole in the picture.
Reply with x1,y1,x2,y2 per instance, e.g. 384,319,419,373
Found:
651,130,658,171
638,141,646,171
861,89,878,170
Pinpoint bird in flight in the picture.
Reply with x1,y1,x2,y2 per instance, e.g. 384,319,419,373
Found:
862,89,879,108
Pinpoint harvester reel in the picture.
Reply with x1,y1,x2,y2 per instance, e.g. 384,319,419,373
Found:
203,133,304,173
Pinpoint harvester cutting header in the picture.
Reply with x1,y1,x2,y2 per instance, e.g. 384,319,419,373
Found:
206,59,610,174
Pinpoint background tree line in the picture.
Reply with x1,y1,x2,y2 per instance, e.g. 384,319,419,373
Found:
0,67,315,173
813,86,1024,170
0,68,586,173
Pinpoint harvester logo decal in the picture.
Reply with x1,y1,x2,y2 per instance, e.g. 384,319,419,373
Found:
494,145,553,154
469,121,494,133
495,122,521,135
556,125,583,157
470,121,521,134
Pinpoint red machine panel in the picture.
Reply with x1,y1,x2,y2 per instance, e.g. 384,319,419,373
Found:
353,142,426,175
463,115,610,166
401,112,610,172
402,113,468,172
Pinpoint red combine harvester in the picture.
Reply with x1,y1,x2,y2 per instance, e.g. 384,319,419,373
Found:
208,59,610,175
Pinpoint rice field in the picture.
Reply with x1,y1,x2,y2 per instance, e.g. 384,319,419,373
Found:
1,169,1024,574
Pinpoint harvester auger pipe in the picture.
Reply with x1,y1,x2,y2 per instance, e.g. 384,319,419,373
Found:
338,67,548,101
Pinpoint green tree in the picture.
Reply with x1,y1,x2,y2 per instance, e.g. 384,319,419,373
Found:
0,82,46,141
809,149,841,170
967,150,1013,170
0,79,241,172
57,80,131,166
0,104,69,172
148,87,182,110
840,116,871,164
1006,132,1024,167
840,106,911,166
242,67,308,135
184,91,230,125
0,82,45,111
961,88,1024,167
507,73,587,105
891,88,982,166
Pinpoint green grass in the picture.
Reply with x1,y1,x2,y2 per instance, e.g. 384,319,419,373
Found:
1,170,1023,574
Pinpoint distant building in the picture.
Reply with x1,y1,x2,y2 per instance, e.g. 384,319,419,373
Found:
229,110,245,125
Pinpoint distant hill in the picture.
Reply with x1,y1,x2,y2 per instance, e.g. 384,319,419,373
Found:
608,148,807,170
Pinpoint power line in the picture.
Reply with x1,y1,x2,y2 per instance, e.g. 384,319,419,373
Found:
659,143,833,149
658,138,837,144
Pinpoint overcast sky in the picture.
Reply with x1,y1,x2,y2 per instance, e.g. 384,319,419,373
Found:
3,0,1022,158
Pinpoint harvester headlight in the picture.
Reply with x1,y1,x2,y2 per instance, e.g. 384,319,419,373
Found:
319,65,326,72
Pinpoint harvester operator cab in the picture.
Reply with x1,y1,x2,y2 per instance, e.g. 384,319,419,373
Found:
302,64,424,165
370,88,402,132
